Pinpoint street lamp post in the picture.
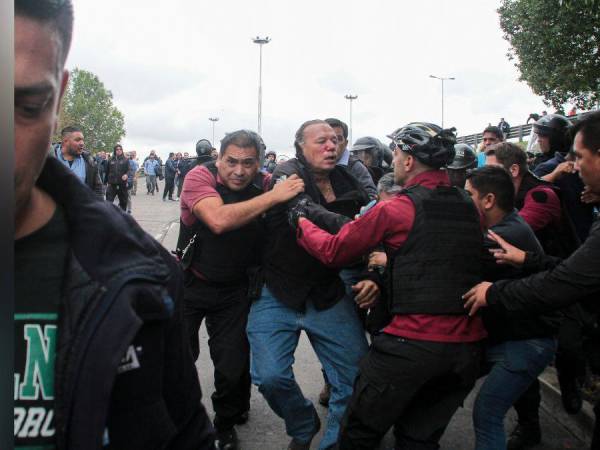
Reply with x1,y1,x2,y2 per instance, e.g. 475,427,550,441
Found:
429,75,455,128
208,117,219,145
344,94,358,145
253,36,271,135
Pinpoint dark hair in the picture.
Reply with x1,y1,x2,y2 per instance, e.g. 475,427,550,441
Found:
169,152,174,157
113,144,123,151
294,119,330,156
466,165,515,213
15,0,74,67
571,111,600,155
482,126,503,140
324,118,348,140
219,130,263,161
61,125,82,136
485,142,528,175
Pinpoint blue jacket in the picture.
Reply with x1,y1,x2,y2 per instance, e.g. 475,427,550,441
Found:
144,159,160,176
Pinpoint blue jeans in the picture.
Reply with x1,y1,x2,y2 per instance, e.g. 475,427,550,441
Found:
247,285,368,449
473,338,557,450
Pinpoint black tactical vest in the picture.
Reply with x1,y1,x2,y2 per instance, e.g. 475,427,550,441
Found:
389,184,483,315
177,162,265,283
516,171,580,258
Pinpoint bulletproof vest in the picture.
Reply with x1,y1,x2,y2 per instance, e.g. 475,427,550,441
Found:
263,158,370,310
178,162,265,283
389,184,483,315
516,171,580,258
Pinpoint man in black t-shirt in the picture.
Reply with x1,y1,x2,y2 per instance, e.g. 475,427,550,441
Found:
14,2,214,448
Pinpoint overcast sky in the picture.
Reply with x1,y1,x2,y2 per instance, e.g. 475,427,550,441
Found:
66,0,553,160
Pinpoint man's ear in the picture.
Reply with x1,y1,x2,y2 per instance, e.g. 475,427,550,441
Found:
404,154,414,171
509,163,520,178
483,192,496,210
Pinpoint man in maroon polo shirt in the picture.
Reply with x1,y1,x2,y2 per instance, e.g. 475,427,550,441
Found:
178,130,304,450
291,122,487,449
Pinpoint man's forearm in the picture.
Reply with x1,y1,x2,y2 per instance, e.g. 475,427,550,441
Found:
202,190,278,234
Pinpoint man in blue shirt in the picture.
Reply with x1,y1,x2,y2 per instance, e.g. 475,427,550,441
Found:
53,126,103,198
144,153,160,195
127,151,140,213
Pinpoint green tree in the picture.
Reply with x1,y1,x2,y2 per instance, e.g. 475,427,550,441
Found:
56,68,126,152
498,0,600,110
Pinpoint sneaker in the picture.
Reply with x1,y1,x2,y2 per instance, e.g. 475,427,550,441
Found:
318,382,331,407
507,423,541,450
215,428,238,450
169,197,177,202
162,198,166,202
288,412,321,450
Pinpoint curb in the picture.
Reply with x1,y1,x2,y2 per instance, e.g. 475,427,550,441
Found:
539,367,594,446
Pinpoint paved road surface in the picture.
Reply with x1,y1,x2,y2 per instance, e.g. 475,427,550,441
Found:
128,177,587,449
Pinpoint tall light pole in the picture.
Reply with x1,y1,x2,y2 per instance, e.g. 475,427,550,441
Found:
253,36,271,135
429,75,455,128
344,94,358,145
208,117,219,145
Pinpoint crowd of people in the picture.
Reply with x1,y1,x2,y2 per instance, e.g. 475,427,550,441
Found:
14,1,600,450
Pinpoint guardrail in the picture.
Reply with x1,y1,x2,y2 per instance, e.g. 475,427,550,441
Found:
457,111,594,147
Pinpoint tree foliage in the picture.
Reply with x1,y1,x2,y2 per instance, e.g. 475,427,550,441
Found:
498,0,600,109
56,68,126,152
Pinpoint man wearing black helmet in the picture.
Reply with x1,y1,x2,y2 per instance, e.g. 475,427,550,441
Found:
530,114,572,169
293,123,486,449
263,150,277,173
195,139,215,165
447,143,477,188
350,136,389,185
178,130,305,450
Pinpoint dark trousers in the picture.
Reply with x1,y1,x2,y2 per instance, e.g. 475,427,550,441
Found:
183,274,251,431
338,334,482,450
163,176,175,200
106,183,128,211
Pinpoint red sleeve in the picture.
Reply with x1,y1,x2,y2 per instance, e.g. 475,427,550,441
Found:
180,166,219,226
262,173,272,191
518,186,561,231
297,196,415,267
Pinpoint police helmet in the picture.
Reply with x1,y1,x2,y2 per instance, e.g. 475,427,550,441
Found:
195,139,213,158
533,114,571,153
447,144,477,170
350,136,384,167
387,122,456,168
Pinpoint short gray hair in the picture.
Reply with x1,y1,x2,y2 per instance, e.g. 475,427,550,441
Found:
377,172,402,195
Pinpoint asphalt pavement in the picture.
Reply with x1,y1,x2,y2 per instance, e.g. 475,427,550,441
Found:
128,177,588,449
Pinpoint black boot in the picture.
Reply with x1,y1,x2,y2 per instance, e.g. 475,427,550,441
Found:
507,422,541,450
558,369,583,414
